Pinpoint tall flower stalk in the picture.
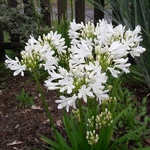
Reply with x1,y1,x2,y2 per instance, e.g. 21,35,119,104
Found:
5,19,145,149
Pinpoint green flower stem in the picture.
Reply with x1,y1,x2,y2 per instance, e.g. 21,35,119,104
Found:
92,145,94,150
33,70,53,124
33,70,61,146
78,99,85,146
110,78,118,112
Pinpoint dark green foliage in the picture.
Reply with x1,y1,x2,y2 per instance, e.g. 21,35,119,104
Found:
16,88,34,109
0,0,51,43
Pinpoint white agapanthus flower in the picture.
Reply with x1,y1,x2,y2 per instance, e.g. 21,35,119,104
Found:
5,31,67,76
5,55,26,76
78,85,94,102
44,80,60,90
68,20,85,45
45,62,109,110
113,58,130,73
95,19,114,44
59,76,75,94
40,31,67,54
130,46,146,57
70,44,92,60
80,38,94,50
55,94,77,112
39,44,55,61
45,67,75,94
107,67,121,78
108,41,128,58
69,54,86,67
44,20,145,111
86,61,102,78
43,57,58,73
46,69,64,81
114,25,145,57
27,35,40,49
88,74,109,103
113,24,125,40
68,19,145,78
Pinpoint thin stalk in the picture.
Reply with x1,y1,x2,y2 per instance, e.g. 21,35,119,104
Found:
33,70,54,126
78,99,85,147
92,98,98,131
92,145,94,150
110,78,118,112
33,70,61,146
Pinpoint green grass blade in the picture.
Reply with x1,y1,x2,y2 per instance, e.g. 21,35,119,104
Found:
134,147,150,150
109,125,146,150
63,113,79,150
55,130,73,150
40,135,60,150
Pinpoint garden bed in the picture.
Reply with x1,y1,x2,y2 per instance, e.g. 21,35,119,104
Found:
0,71,63,150
1,67,150,150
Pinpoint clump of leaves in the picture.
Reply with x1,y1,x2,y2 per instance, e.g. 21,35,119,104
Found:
0,0,50,42
112,84,150,149
16,88,34,109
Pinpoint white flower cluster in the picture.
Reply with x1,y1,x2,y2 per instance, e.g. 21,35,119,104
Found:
45,19,145,112
38,31,67,55
45,64,109,112
68,19,145,77
5,31,66,76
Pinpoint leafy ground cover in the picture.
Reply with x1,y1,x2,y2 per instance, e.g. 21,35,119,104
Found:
0,62,150,150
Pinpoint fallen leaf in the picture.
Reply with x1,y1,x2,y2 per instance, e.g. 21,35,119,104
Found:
56,119,62,127
31,105,43,110
22,109,31,113
7,140,23,146
14,124,20,129
43,119,49,124
13,147,23,150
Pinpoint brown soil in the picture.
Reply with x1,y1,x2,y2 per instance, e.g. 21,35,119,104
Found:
0,70,63,150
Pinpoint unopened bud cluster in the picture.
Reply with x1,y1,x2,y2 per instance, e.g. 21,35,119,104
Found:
81,22,95,39
96,108,113,128
86,108,113,145
102,96,117,106
21,50,42,71
95,49,111,71
72,109,81,122
86,130,99,145
87,116,95,128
